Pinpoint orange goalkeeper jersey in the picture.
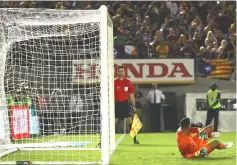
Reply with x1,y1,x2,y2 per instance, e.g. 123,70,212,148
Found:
176,127,208,158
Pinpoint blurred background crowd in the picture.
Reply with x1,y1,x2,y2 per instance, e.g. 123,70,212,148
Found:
0,1,236,60
0,1,236,79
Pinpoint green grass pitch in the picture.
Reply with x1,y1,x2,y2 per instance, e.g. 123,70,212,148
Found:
111,132,236,165
0,132,236,165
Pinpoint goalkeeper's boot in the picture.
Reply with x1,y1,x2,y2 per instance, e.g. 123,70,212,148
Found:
200,147,208,157
133,139,140,144
223,142,233,149
211,132,221,138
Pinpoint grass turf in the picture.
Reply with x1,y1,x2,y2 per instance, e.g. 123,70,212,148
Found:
0,133,236,165
110,132,236,165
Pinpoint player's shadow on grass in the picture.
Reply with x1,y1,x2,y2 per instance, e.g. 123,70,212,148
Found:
136,144,175,147
119,144,175,147
190,156,236,161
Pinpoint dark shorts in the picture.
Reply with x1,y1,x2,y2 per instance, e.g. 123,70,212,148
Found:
115,101,132,119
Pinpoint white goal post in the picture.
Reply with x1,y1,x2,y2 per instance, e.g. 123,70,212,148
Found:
0,5,114,165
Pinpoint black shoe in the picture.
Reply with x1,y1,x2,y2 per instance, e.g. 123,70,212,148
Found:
133,140,140,144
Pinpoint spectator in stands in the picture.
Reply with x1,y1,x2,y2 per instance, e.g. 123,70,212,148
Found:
215,29,224,45
144,4,160,25
151,30,168,58
217,40,228,59
159,2,170,24
178,34,187,49
112,14,121,33
225,33,236,60
134,31,147,58
114,30,127,45
160,17,170,41
204,23,212,35
151,23,159,37
135,14,143,31
139,26,152,48
215,10,234,34
180,40,196,58
211,42,219,56
167,28,178,55
117,3,133,17
205,31,217,48
217,46,224,59
143,16,151,29
166,1,178,19
107,4,114,16
199,46,210,59
189,15,203,38
228,23,236,36
133,5,140,15
192,32,203,52
179,11,189,31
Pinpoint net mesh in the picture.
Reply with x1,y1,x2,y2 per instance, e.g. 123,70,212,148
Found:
0,8,110,164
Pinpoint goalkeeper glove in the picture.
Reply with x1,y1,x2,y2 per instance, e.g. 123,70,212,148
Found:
200,131,208,140
199,147,208,157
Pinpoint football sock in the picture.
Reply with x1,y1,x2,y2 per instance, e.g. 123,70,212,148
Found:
128,124,137,142
133,136,137,142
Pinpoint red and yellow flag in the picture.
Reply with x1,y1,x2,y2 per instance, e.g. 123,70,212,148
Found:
205,59,232,79
130,114,143,137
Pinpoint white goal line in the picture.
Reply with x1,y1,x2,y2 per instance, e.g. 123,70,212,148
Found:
1,141,95,149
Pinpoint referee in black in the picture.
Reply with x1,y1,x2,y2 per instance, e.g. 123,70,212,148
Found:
114,65,139,144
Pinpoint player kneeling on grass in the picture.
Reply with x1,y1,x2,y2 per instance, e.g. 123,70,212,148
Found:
176,118,233,158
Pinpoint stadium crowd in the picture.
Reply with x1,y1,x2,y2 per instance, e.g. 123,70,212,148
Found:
0,1,236,79
0,1,235,60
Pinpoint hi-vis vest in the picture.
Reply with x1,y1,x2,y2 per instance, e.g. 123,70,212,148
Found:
207,89,221,109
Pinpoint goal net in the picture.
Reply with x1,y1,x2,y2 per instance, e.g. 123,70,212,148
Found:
0,6,115,165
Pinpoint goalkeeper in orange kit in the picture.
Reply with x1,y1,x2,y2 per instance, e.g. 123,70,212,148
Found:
176,118,233,158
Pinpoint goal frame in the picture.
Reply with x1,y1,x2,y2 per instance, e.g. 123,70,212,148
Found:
100,5,115,165
0,5,115,165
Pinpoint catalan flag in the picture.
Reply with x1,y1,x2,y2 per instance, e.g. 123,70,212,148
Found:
130,114,143,137
198,59,215,77
206,60,232,79
199,59,232,79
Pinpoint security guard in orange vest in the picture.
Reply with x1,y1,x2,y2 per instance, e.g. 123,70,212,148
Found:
205,82,221,132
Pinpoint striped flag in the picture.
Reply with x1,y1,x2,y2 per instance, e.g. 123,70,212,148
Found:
130,114,143,137
206,60,232,79
199,59,233,79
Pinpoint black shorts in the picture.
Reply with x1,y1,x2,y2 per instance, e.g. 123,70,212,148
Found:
115,101,132,119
